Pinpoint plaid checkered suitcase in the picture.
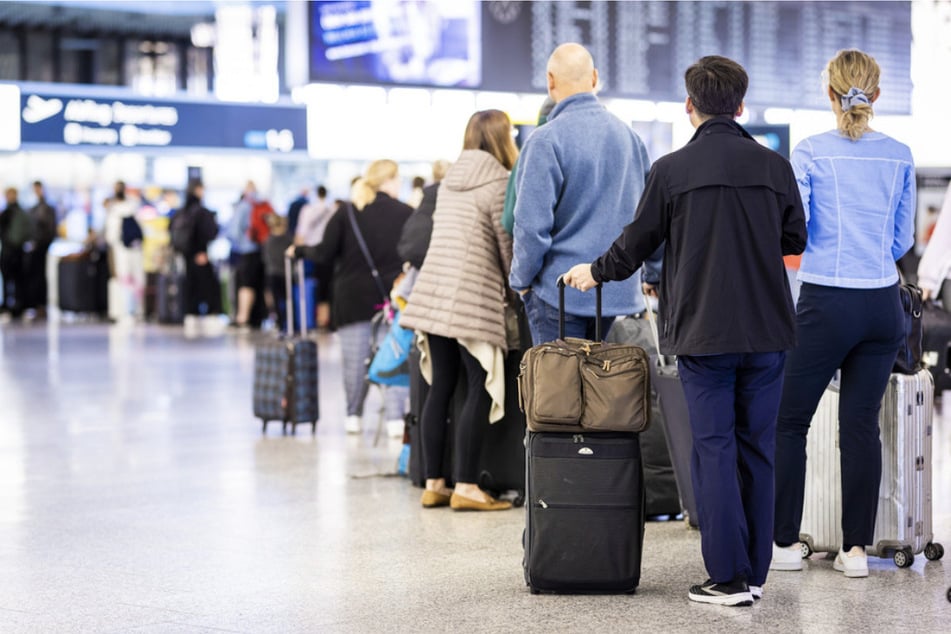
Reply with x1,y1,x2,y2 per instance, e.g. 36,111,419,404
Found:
253,257,319,434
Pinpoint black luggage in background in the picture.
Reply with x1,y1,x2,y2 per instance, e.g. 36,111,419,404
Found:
524,431,644,594
407,346,451,487
155,272,185,324
58,250,108,315
606,317,682,518
922,301,951,392
253,258,319,434
473,351,526,505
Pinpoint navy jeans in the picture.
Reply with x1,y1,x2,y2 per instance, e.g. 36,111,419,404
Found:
677,351,786,587
521,289,615,345
774,283,903,548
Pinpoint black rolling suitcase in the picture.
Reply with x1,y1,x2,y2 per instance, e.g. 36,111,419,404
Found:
253,257,319,434
606,317,683,518
58,250,108,315
922,300,951,392
524,431,644,594
156,271,185,324
644,302,700,528
523,282,645,594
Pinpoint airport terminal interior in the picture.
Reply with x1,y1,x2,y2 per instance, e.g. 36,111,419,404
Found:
2,0,951,631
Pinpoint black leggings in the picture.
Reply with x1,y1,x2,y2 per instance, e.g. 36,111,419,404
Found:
420,333,490,484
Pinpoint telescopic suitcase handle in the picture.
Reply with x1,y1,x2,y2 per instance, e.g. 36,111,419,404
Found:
284,254,308,338
556,275,602,341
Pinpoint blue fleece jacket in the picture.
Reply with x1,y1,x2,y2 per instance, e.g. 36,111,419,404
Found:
509,93,652,317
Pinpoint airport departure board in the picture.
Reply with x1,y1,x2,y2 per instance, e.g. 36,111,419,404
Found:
482,0,912,114
307,1,913,114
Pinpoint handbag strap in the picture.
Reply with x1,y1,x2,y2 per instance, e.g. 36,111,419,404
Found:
346,203,389,303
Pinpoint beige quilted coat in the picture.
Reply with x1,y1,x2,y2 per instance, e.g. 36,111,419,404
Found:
401,149,513,350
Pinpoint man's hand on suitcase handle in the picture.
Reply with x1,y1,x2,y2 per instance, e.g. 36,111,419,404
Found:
563,263,598,292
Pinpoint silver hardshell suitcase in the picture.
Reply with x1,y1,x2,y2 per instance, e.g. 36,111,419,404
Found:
799,369,944,567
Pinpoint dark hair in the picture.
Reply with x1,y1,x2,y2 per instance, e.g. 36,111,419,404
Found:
32,180,43,188
114,180,126,201
317,185,327,198
186,178,203,198
412,176,425,189
684,56,748,117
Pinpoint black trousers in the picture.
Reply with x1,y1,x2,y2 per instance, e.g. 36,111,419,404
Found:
774,283,903,548
0,247,24,315
184,259,222,316
420,333,490,484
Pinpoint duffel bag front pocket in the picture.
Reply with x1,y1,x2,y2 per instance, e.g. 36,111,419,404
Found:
579,348,650,432
526,347,583,427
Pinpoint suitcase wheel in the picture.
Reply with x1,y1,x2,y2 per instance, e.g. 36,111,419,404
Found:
261,419,269,433
800,542,813,559
311,421,317,434
513,492,525,508
893,548,914,568
924,542,944,561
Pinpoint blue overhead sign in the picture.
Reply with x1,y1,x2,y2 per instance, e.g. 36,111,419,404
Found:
15,88,307,152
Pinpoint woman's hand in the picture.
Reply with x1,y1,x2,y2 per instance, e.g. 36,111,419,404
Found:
563,263,597,292
285,245,297,259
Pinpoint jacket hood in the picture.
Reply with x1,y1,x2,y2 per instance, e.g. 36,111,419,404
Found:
441,149,509,193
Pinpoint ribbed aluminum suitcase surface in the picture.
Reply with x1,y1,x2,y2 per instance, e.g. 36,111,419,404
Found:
871,370,934,558
799,384,842,555
800,369,937,561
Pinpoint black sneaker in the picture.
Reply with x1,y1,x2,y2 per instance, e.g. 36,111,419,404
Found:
688,578,754,606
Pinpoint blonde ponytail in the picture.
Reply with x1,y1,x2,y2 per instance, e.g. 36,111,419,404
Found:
826,49,879,141
351,159,399,210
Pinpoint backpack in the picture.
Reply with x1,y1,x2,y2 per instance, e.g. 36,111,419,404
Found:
248,200,274,245
121,215,144,247
169,207,198,254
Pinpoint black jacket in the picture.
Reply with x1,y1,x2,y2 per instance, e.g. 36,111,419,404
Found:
296,192,411,327
396,183,438,269
592,118,807,355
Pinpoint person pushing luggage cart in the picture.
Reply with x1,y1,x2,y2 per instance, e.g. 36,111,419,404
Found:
563,55,807,606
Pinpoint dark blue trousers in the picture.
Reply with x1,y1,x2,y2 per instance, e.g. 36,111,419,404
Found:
521,291,614,345
774,283,903,548
677,351,786,587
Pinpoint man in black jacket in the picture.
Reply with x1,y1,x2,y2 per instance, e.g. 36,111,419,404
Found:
564,56,807,606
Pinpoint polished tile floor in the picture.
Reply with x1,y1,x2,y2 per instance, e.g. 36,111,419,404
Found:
0,319,949,633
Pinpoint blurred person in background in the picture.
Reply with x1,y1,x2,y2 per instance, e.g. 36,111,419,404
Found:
286,186,310,236
400,109,518,511
227,181,266,332
172,179,223,337
917,182,951,302
408,175,426,208
296,185,335,329
25,181,57,319
263,213,294,333
0,187,32,321
290,160,412,436
397,159,451,273
104,181,144,323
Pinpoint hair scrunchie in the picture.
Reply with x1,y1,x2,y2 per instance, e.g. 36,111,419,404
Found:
840,87,871,112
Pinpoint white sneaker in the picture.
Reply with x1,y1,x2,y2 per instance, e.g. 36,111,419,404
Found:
749,585,763,601
769,542,803,571
183,315,200,338
200,315,227,337
833,547,868,578
345,415,362,434
386,419,405,439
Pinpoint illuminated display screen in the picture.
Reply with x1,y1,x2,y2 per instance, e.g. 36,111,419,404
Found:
308,1,481,88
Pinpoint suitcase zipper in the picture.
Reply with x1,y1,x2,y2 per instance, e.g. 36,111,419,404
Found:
535,499,638,511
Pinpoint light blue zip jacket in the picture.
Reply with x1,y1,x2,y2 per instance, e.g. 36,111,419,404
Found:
792,130,915,288
509,93,653,317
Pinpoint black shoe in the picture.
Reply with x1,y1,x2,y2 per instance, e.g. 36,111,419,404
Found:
688,578,753,606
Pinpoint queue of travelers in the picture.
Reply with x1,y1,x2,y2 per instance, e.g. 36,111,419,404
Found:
0,40,936,608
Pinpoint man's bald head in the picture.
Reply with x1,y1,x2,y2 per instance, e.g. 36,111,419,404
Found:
546,43,598,103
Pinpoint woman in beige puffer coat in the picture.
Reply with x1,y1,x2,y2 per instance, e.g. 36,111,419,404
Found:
400,109,518,512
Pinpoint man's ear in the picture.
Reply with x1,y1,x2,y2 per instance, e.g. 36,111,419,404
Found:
685,96,694,114
735,102,745,118
591,68,599,90
547,71,555,93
